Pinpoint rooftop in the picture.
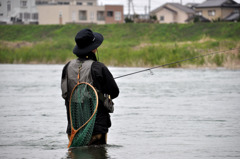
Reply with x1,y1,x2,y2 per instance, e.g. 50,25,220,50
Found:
196,0,240,8
151,3,195,14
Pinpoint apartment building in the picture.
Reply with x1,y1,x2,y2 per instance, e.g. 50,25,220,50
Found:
36,0,97,6
36,0,123,24
0,0,38,24
0,0,123,25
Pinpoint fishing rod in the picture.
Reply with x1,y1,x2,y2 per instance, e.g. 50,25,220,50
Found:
114,48,239,79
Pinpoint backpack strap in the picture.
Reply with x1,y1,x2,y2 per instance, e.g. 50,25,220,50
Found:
77,62,83,84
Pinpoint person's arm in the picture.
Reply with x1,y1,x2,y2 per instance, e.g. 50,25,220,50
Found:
91,62,119,99
61,61,70,100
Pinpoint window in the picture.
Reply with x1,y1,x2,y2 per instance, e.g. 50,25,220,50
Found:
233,9,239,13
90,12,94,21
19,13,23,19
77,2,82,5
0,2,2,7
58,2,70,5
36,1,48,5
7,1,11,12
59,12,62,17
196,11,202,16
0,13,3,16
97,11,105,21
72,11,76,21
32,13,38,20
160,16,164,21
208,10,215,16
115,11,121,21
79,10,87,20
20,0,27,8
107,11,113,17
87,2,93,6
24,12,30,20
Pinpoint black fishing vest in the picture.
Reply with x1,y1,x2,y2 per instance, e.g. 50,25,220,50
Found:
61,59,94,102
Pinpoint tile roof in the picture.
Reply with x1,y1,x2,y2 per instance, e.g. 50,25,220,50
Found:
168,3,195,13
224,12,240,21
163,6,177,14
196,0,239,8
151,3,195,14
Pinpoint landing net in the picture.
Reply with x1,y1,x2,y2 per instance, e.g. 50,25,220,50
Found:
68,82,98,148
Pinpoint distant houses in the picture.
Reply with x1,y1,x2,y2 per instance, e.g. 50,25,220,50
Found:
150,3,195,23
195,0,240,22
149,0,240,23
0,0,124,24
0,0,240,25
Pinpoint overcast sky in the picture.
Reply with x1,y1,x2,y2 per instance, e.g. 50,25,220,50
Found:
98,0,240,14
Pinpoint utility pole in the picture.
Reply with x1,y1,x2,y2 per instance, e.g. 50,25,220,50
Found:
128,0,130,18
180,0,183,5
131,0,135,15
148,0,151,19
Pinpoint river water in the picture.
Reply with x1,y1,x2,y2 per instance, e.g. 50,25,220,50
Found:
0,64,240,159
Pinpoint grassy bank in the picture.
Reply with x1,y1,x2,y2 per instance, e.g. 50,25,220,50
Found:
0,23,240,68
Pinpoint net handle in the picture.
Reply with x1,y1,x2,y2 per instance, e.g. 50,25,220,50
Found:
68,82,99,148
77,64,82,84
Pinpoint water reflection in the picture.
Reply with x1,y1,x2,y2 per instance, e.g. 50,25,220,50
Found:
67,145,109,159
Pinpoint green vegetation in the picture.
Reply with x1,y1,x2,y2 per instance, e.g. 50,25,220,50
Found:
0,23,240,68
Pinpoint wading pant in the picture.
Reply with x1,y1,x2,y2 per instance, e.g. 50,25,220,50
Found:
68,133,107,145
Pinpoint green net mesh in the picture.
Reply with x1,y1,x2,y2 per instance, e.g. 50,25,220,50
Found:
69,83,98,147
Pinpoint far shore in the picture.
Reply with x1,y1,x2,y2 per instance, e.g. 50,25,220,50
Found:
1,23,240,68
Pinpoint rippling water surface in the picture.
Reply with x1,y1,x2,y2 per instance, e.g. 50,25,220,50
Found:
0,64,240,159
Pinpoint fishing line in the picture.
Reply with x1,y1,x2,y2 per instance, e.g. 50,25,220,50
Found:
114,48,239,79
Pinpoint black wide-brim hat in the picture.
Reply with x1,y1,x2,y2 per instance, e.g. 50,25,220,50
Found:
73,28,104,56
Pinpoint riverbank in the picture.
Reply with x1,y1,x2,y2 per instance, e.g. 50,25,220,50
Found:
0,23,240,68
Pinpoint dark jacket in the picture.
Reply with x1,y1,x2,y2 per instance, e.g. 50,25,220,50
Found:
61,52,119,135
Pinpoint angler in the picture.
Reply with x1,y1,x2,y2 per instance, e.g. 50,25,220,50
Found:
61,28,119,146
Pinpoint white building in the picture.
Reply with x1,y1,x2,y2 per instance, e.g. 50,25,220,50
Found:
35,0,98,6
0,0,38,24
0,0,124,25
36,0,123,24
